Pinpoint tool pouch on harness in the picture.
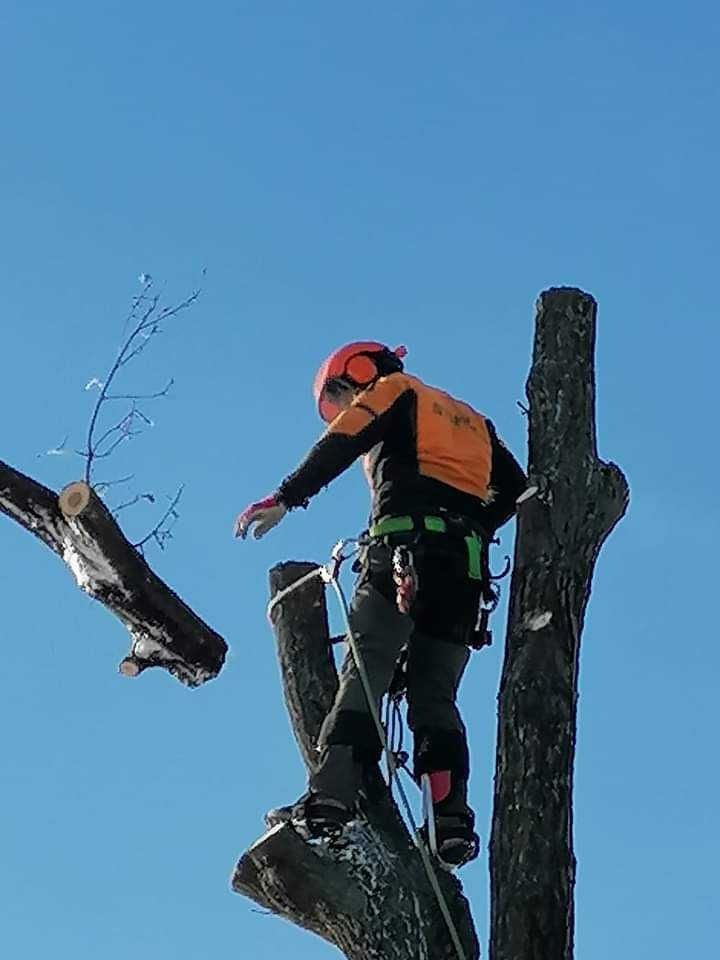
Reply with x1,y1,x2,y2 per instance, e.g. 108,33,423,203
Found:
471,534,498,650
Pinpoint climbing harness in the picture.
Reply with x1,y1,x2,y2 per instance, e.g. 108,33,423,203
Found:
368,513,485,581
369,513,510,649
267,538,470,960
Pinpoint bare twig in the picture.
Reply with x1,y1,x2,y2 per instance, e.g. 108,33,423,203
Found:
94,475,135,497
105,378,174,401
113,492,155,516
88,406,142,460
84,280,201,484
132,485,184,552
37,434,70,459
32,275,205,558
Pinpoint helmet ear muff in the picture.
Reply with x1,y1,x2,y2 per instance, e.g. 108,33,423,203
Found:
345,354,378,386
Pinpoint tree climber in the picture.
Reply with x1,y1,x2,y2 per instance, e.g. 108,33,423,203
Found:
235,341,526,867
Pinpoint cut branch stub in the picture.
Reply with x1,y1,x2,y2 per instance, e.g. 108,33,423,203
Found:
59,481,92,517
118,657,143,678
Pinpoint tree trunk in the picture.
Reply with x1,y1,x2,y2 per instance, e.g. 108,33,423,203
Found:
232,562,480,960
488,288,629,960
0,464,226,687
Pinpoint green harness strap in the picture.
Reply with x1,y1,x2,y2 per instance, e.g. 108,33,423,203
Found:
464,535,483,581
368,515,484,581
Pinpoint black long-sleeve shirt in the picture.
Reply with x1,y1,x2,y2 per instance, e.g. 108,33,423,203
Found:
278,372,527,534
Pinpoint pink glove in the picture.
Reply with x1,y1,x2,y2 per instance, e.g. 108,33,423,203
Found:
234,495,288,540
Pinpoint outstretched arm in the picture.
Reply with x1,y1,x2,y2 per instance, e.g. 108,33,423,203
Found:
278,376,410,507
236,375,412,539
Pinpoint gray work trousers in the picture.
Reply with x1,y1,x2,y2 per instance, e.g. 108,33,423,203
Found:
309,564,471,814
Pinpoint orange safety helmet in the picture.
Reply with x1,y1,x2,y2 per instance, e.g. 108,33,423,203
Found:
313,341,407,422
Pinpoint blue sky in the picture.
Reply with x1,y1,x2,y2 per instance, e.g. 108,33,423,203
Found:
1,2,718,957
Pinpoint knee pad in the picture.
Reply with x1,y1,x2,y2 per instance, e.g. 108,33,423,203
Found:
414,727,469,780
325,709,382,766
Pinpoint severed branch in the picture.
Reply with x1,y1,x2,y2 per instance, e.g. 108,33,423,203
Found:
232,562,479,960
2,276,224,686
0,461,226,687
488,288,629,960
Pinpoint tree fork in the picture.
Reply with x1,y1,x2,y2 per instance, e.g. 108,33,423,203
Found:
489,288,629,960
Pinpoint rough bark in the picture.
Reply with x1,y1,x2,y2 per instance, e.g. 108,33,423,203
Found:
0,463,226,686
232,562,479,960
488,288,629,960
267,562,339,773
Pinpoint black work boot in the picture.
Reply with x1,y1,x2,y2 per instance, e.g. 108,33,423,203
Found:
419,769,480,869
265,791,355,838
434,813,480,868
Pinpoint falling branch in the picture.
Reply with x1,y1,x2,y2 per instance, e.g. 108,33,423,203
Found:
0,270,224,687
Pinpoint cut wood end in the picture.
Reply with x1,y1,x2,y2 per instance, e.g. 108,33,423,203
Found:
540,286,596,305
516,485,538,505
59,481,92,517
119,657,141,677
525,611,553,632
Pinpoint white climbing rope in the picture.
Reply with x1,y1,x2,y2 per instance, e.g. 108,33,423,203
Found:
266,565,327,620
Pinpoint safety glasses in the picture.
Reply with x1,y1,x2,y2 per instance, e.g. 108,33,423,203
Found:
318,378,353,423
